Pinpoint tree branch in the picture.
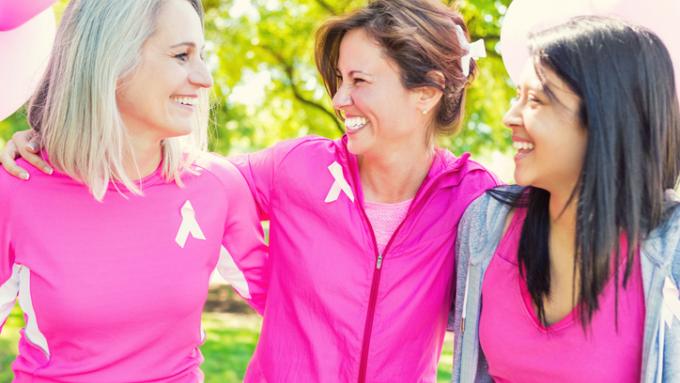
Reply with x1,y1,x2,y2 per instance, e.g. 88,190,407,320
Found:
260,45,344,135
314,0,338,15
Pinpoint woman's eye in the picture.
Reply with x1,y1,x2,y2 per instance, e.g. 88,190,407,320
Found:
353,78,366,85
528,95,542,105
174,53,189,62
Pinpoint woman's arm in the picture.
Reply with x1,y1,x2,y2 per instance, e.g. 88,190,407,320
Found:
216,160,270,314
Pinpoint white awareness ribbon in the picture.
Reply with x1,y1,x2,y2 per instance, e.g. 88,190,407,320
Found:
454,25,487,77
324,161,355,203
662,276,680,329
175,200,206,248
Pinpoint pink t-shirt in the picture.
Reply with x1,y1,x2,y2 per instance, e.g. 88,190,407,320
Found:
364,199,413,254
0,155,267,382
479,208,645,383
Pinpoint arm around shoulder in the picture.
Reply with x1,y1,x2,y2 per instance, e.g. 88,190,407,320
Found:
216,160,269,315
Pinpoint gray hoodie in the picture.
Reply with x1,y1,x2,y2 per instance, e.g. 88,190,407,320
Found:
449,186,680,383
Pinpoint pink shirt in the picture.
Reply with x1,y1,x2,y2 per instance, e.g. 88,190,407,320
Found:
479,208,645,383
0,154,267,382
231,136,499,382
364,199,413,254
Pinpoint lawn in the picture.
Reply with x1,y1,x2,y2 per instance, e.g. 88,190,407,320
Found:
0,289,453,382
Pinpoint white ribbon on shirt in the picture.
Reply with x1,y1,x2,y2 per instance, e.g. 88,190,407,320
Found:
175,200,206,248
454,25,487,77
324,161,355,203
662,277,680,329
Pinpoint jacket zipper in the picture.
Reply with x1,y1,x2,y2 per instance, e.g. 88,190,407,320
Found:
356,170,453,383
356,206,398,383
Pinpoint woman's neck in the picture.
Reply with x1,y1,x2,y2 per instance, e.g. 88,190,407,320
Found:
358,142,435,203
547,188,579,291
123,134,162,181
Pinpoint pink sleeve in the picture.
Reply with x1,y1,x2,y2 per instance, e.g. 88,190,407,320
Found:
0,177,18,331
229,139,303,221
216,161,270,315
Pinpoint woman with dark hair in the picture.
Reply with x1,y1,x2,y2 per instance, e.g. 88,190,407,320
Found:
1,0,496,381
451,16,680,383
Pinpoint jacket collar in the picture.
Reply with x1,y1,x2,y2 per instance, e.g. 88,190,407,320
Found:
336,135,474,207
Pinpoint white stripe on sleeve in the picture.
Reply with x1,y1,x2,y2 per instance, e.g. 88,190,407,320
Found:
216,245,251,299
0,264,21,327
17,265,50,358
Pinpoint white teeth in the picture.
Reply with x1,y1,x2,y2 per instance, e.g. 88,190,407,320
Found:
345,117,368,130
513,141,535,151
172,97,198,106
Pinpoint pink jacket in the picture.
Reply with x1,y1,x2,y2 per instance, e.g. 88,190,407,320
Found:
231,135,497,382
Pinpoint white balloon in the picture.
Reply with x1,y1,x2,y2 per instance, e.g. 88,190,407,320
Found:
500,0,680,100
0,7,56,121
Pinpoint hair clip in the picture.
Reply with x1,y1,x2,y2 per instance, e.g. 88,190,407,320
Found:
455,25,487,77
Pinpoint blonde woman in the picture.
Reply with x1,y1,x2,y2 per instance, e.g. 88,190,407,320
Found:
0,0,267,381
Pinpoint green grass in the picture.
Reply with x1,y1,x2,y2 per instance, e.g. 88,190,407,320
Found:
0,307,23,382
1,306,453,382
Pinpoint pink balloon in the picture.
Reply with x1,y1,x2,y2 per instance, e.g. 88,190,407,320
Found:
0,7,55,121
0,0,58,31
500,0,680,101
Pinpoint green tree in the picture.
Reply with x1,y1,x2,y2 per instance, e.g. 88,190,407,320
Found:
201,0,513,156
1,0,513,157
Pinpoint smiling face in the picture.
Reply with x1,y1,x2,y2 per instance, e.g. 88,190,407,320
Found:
331,28,431,157
115,0,212,142
504,61,587,193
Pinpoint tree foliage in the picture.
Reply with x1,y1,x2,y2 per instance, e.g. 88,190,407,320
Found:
0,0,514,156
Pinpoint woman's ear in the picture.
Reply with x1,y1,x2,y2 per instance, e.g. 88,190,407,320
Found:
414,70,445,114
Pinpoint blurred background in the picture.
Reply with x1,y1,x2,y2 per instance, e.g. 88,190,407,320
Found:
0,0,515,381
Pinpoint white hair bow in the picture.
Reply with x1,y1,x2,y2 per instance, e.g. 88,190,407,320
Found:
455,25,487,77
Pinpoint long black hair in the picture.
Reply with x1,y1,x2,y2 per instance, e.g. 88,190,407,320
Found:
490,16,680,327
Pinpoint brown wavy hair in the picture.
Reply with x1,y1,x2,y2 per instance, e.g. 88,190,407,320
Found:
315,0,478,136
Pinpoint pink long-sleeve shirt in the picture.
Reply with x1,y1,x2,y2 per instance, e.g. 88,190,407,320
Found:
0,154,267,382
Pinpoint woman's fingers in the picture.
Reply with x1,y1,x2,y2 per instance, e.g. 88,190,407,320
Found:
14,131,52,174
0,139,30,180
0,130,52,179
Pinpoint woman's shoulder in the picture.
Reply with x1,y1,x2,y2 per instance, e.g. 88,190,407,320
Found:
190,152,247,190
458,185,522,245
275,135,345,162
463,185,523,219
264,135,340,156
0,158,60,199
645,191,680,283
656,191,680,246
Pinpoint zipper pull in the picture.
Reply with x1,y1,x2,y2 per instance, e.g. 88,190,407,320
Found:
376,254,383,269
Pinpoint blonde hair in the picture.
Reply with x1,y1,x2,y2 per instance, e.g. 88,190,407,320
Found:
28,0,209,201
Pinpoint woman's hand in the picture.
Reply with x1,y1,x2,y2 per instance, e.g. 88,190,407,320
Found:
0,130,52,180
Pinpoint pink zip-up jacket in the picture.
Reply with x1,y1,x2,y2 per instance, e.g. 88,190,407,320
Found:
231,135,498,382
